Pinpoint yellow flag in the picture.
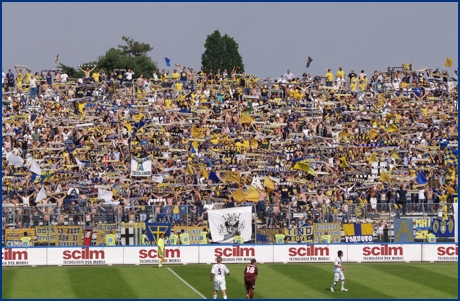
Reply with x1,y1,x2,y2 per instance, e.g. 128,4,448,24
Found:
250,139,259,149
232,189,246,203
293,161,316,176
200,165,209,180
420,107,429,116
186,163,194,176
387,124,398,133
369,129,378,140
192,140,199,152
124,122,132,133
402,63,412,71
77,102,86,114
445,57,453,68
264,176,275,190
369,153,379,163
238,114,255,124
339,156,348,168
445,185,456,194
157,183,170,188
132,113,144,122
379,170,391,183
338,131,350,140
390,149,401,161
245,186,260,203
191,125,203,138
225,171,241,184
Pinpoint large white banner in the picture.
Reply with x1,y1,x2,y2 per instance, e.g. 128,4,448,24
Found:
198,245,273,264
47,247,124,265
131,156,152,177
123,246,199,265
2,248,47,266
347,244,421,262
208,206,252,243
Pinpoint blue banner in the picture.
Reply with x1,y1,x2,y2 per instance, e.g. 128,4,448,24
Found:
432,218,455,237
393,218,414,242
144,222,171,245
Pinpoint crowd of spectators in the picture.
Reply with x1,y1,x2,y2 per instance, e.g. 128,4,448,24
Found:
2,63,458,232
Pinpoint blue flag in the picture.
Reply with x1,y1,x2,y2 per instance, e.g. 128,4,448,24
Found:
55,54,59,64
416,171,428,185
208,171,220,183
306,56,313,68
165,57,171,67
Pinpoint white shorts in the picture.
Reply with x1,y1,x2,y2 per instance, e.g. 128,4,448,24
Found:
334,271,345,282
370,198,377,209
214,280,226,291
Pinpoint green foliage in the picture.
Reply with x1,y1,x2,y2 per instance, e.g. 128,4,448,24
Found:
57,63,84,79
96,47,157,78
201,30,244,73
118,36,153,57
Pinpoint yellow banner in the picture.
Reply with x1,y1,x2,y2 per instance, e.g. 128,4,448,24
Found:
284,226,314,243
35,226,57,243
56,226,83,246
313,223,341,243
95,223,118,246
173,226,203,244
4,229,35,247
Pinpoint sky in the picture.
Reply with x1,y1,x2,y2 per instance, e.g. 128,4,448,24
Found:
2,2,458,79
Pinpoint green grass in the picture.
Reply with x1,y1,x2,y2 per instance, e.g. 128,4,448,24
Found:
2,263,458,299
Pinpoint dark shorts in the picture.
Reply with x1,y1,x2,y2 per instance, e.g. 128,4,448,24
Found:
244,278,256,289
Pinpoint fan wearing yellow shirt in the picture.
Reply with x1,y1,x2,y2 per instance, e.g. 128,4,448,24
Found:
24,70,32,85
336,67,345,87
171,69,180,81
325,69,334,86
92,70,101,82
175,81,183,91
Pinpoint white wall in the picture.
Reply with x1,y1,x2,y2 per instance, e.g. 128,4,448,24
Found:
2,244,457,266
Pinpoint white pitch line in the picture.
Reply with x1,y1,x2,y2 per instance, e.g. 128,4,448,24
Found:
167,267,207,299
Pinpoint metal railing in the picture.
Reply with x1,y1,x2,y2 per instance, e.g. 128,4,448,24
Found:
2,201,454,246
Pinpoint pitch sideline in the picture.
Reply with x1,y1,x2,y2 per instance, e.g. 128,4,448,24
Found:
167,267,207,299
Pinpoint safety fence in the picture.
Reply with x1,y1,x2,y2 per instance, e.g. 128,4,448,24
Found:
3,202,456,246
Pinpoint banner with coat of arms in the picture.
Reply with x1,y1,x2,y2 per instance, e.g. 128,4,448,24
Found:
131,156,152,177
208,206,252,243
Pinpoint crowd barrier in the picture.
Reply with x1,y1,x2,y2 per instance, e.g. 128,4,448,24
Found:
2,243,457,267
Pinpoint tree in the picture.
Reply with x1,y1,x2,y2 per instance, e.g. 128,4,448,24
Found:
58,63,84,79
96,47,157,78
201,30,244,73
118,36,153,57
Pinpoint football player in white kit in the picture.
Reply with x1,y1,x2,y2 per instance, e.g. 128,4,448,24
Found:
210,256,231,299
330,250,348,292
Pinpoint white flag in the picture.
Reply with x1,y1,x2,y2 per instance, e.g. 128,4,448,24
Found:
251,176,263,189
98,189,113,203
75,157,85,168
6,153,24,167
131,156,152,177
30,160,42,175
151,175,164,183
35,187,47,203
208,206,252,243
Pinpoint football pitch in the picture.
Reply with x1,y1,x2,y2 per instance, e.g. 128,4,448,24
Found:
2,262,457,299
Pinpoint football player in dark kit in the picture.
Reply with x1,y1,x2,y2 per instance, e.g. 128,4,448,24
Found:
244,259,258,299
